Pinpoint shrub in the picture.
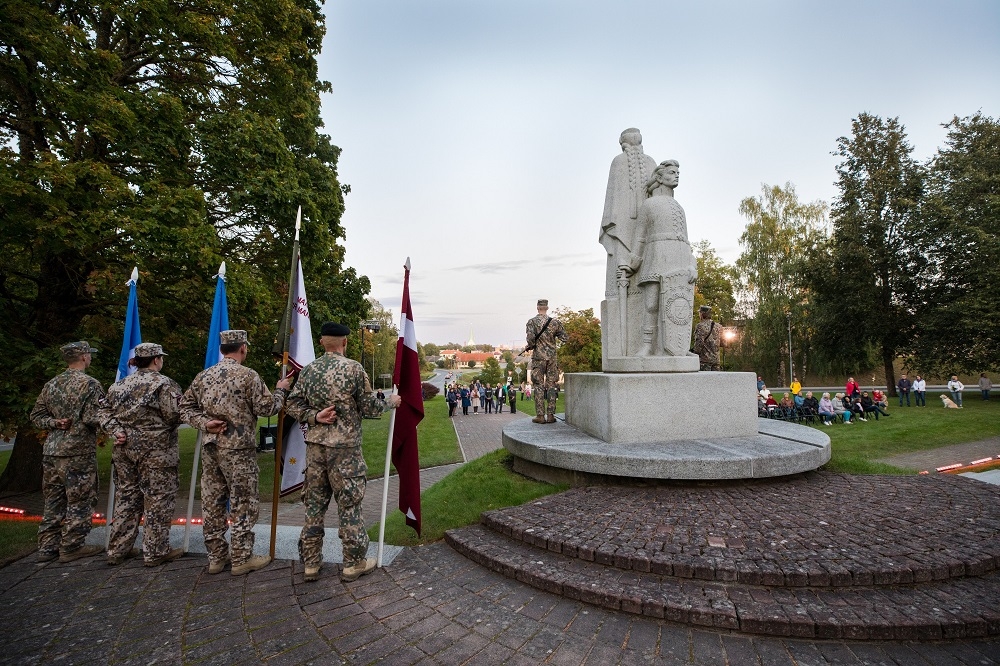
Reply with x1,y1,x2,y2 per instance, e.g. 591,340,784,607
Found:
468,360,477,368
421,382,440,401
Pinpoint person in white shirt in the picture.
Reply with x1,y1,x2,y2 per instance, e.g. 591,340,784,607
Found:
912,375,927,407
947,375,965,407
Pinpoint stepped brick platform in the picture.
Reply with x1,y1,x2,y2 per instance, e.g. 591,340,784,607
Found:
446,472,1000,640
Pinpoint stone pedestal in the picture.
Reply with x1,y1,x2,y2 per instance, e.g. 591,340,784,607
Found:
565,371,757,444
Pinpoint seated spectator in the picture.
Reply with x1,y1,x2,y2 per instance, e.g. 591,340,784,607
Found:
834,393,852,424
850,394,867,421
765,394,779,417
758,394,767,417
860,392,883,420
759,384,771,400
802,391,820,424
793,392,806,422
872,389,888,409
779,393,795,419
817,393,836,425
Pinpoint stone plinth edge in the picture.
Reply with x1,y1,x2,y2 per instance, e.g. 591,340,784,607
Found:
602,356,700,373
565,371,758,444
503,416,830,483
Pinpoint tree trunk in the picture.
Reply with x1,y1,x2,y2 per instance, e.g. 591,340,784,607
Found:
0,427,43,493
883,351,897,398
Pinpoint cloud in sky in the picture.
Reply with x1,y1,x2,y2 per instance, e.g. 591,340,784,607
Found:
319,0,1000,345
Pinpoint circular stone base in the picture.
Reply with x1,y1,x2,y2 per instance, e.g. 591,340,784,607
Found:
502,416,830,482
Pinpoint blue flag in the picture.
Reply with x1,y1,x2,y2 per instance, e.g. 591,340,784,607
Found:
116,267,142,382
204,262,230,369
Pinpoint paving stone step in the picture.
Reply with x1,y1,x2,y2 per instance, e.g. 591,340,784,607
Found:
478,475,1000,587
446,524,1000,641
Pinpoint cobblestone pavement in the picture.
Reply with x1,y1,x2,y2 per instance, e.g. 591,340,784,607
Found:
3,410,1000,663
2,543,998,665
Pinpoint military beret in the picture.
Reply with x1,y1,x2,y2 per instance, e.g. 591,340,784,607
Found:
220,329,249,346
133,342,167,358
61,341,98,358
320,322,350,337
537,299,548,307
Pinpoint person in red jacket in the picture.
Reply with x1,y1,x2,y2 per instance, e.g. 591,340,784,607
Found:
845,377,860,398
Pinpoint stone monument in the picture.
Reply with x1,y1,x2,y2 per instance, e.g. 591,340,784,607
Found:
503,128,829,483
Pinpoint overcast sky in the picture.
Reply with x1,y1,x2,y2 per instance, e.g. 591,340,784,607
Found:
317,0,999,348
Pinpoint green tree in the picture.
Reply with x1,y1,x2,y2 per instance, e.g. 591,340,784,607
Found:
422,342,440,357
476,357,503,385
554,307,602,373
910,112,1000,373
0,0,369,491
733,183,827,385
467,360,477,368
502,350,514,366
808,114,924,393
692,240,737,325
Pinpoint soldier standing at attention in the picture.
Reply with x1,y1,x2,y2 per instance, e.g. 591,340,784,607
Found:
180,330,291,575
526,299,569,424
285,322,401,583
30,341,122,563
693,305,722,371
104,343,184,567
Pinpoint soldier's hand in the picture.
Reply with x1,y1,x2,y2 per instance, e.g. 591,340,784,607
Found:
315,406,337,425
387,395,402,409
205,419,227,434
276,377,293,391
114,431,127,446
54,418,72,430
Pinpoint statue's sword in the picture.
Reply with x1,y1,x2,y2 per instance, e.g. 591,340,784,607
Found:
617,274,629,356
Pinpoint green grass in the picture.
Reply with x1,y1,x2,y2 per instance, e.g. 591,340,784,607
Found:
361,395,462,477
808,392,1000,474
371,449,568,546
0,520,39,564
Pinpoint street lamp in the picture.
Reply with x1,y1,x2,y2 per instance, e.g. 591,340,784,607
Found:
360,319,381,383
785,311,793,387
374,343,381,388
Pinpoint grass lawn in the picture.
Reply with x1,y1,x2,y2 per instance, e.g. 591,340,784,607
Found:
801,392,1000,474
0,519,39,564
360,395,462,477
371,449,568,546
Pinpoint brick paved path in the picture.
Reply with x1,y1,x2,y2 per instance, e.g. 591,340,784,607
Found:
2,544,998,665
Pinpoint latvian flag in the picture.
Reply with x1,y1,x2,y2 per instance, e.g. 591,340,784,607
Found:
392,258,423,534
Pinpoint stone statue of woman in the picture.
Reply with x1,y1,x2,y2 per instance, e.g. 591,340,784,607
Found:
620,160,698,357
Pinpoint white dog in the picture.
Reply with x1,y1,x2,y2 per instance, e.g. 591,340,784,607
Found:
940,394,962,409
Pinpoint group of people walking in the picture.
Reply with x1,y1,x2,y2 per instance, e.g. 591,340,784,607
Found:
30,323,398,584
446,381,516,416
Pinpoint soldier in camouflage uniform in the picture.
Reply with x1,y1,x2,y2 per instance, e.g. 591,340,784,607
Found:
285,322,401,583
104,343,184,567
526,300,569,424
30,341,122,563
693,305,722,371
180,330,291,575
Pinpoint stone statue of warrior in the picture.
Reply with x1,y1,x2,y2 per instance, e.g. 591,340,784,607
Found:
619,160,697,357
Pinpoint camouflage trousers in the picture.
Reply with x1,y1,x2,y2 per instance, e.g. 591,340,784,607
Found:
39,454,98,555
298,443,368,569
108,445,178,562
201,444,259,567
530,358,560,418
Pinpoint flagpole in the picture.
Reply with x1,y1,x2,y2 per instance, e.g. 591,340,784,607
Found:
184,262,227,551
270,206,301,559
377,258,410,568
106,266,140,549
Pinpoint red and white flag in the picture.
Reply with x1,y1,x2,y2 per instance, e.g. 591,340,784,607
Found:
279,257,314,495
391,258,423,534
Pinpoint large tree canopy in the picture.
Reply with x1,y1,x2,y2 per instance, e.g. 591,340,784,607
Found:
0,0,370,490
910,112,1000,374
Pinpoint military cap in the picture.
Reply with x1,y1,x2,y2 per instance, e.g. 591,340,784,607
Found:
133,342,167,358
699,305,712,313
61,341,98,358
320,322,350,337
219,329,249,346
537,299,548,307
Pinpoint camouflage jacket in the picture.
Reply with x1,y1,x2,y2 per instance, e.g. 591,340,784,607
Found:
693,319,720,358
285,351,388,449
105,369,182,465
180,358,286,450
525,314,568,361
30,369,117,457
